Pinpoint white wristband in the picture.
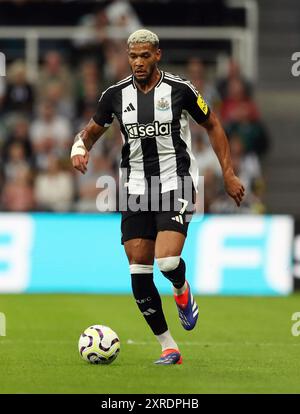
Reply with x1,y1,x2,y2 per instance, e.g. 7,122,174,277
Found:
70,138,87,158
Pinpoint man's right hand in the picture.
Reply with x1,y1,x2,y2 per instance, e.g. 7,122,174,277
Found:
71,151,89,174
70,121,108,174
70,131,90,174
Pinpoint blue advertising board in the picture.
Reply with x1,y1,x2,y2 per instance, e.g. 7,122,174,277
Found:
0,213,294,295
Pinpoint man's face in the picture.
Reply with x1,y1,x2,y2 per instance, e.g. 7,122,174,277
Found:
128,42,161,84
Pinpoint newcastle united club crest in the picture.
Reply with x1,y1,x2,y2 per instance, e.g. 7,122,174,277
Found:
156,97,170,111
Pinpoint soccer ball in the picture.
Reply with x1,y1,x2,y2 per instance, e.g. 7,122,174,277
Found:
78,325,120,365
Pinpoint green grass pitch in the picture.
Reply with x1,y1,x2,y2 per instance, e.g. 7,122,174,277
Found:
0,294,300,394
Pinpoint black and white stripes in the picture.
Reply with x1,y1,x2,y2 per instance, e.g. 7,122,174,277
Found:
93,71,210,195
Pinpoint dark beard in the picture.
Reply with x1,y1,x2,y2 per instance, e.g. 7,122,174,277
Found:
133,66,155,85
134,76,149,85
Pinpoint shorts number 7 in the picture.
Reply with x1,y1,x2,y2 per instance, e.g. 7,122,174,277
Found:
178,198,189,215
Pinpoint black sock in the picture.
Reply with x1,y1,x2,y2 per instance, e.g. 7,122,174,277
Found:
131,273,168,336
161,258,186,289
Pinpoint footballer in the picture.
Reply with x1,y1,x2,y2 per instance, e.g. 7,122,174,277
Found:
71,29,245,365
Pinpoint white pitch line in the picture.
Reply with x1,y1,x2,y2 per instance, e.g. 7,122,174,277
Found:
0,340,75,344
126,340,300,346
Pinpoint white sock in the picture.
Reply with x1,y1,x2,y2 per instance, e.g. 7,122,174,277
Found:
173,281,188,296
156,330,179,351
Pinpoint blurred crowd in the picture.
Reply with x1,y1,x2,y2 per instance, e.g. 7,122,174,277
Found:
0,2,269,214
188,58,269,214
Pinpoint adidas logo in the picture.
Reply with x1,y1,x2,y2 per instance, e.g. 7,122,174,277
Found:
124,103,135,112
142,308,156,316
171,215,184,224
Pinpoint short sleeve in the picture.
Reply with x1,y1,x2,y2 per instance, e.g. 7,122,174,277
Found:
93,88,114,127
183,82,210,124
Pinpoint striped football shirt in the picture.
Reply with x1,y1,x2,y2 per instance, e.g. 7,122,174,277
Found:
93,71,210,194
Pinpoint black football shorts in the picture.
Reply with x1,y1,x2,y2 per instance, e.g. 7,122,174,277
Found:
120,179,196,244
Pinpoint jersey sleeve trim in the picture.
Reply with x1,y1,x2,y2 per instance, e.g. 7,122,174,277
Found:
93,88,115,127
92,115,112,128
164,73,198,96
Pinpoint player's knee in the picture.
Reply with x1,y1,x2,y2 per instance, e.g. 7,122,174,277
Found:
125,239,154,265
156,256,180,272
128,254,153,265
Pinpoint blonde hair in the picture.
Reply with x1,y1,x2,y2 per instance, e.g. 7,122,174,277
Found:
127,29,159,48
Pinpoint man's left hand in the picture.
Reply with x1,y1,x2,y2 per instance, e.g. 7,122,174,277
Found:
224,173,245,207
